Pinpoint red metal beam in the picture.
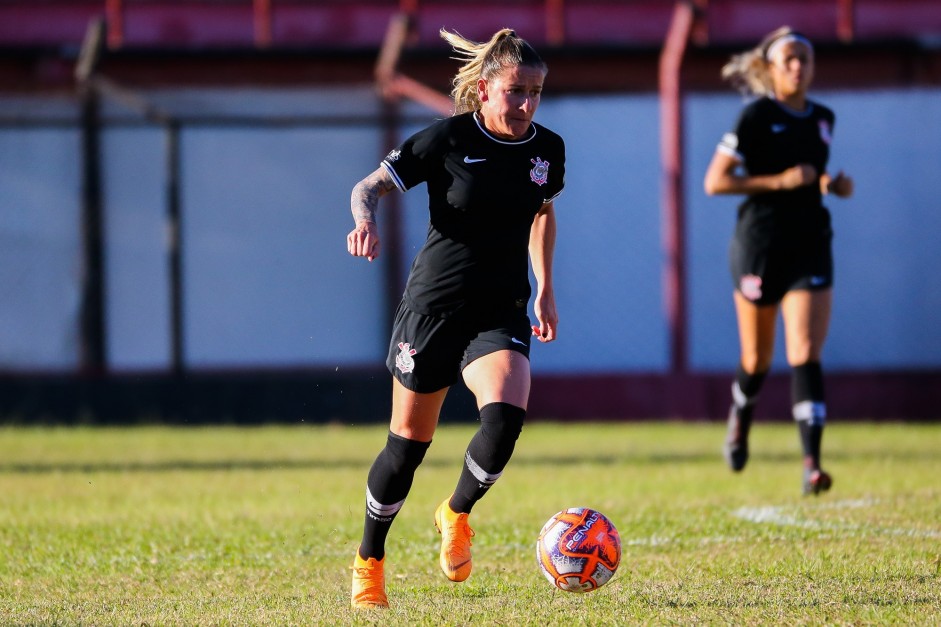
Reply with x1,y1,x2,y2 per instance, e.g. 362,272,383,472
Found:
375,12,452,115
546,0,565,45
105,0,123,48
254,0,272,48
837,0,855,42
658,0,697,377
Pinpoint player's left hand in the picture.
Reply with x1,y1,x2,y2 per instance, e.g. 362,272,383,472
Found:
531,293,558,343
825,170,854,198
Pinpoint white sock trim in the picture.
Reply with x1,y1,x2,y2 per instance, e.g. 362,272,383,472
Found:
366,487,405,518
465,451,502,486
793,400,826,425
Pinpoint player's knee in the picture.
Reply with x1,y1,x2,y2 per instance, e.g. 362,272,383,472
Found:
381,431,430,475
741,354,773,374
480,402,525,440
477,402,526,465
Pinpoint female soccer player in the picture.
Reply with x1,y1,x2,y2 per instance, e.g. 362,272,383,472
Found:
346,28,564,608
703,26,853,495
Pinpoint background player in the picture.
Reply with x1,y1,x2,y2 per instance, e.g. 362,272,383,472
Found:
346,27,565,608
703,26,854,495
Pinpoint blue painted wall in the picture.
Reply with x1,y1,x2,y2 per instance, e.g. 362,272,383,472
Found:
2,86,939,373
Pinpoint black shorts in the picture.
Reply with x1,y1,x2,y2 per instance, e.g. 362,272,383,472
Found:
729,236,833,305
385,300,533,393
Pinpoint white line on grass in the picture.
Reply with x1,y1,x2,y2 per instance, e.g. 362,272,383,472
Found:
732,498,941,538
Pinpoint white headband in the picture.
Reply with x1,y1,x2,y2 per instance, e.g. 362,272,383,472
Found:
765,33,814,62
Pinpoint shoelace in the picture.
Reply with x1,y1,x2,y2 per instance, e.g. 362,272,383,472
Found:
352,567,384,595
444,516,475,554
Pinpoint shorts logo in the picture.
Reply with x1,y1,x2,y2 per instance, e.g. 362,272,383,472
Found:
395,341,417,374
740,274,763,301
530,157,549,186
818,120,832,145
386,149,401,162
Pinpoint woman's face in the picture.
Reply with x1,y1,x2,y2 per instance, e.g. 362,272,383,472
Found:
768,40,815,99
477,64,546,140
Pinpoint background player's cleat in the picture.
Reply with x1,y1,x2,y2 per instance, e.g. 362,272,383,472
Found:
803,468,833,496
351,551,388,609
723,405,750,472
434,498,475,582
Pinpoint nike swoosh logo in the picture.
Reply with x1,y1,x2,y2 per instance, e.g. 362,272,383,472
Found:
463,156,487,163
511,337,527,346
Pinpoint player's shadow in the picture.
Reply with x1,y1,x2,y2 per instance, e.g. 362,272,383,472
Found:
1,448,933,475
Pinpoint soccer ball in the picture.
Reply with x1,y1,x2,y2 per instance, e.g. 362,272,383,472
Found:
536,507,621,593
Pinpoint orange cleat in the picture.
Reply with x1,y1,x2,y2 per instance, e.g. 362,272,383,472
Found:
351,550,388,609
434,498,475,582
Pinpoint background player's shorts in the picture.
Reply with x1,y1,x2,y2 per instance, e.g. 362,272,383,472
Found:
385,300,533,393
729,235,833,306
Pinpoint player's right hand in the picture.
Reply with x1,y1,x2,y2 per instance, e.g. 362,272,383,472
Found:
780,164,818,190
347,221,381,261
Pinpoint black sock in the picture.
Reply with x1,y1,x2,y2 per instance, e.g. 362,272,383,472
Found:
732,365,768,425
792,361,826,469
359,431,430,560
449,402,526,514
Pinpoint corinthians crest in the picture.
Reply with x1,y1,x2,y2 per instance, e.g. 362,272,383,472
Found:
395,341,417,374
530,157,549,186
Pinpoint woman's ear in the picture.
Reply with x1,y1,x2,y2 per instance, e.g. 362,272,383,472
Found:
476,78,488,103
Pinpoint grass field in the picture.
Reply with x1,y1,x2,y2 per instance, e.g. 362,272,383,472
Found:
1,421,938,625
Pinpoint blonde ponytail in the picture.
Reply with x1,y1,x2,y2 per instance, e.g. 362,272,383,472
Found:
721,26,803,97
440,28,547,115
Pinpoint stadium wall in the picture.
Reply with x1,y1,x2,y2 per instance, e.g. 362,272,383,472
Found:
2,82,940,422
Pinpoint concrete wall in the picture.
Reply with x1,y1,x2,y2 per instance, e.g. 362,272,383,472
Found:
2,86,940,376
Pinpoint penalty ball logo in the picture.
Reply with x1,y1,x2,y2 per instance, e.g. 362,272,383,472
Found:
564,510,603,551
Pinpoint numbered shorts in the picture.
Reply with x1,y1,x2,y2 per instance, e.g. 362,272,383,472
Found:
385,300,533,393
729,235,833,306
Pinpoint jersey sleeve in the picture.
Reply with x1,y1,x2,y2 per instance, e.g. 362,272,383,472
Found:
717,102,761,165
543,134,566,204
380,119,448,192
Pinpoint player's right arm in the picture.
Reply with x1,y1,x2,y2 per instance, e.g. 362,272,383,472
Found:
348,166,397,262
703,150,817,196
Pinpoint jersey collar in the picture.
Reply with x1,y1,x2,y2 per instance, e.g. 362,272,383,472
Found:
769,96,815,118
472,111,537,144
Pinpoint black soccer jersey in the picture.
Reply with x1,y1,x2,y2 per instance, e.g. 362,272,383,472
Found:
381,111,565,317
717,96,835,247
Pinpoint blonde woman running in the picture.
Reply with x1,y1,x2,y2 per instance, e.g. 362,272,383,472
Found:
704,26,854,496
347,27,565,608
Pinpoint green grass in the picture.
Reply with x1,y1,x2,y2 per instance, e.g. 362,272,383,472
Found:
1,421,938,625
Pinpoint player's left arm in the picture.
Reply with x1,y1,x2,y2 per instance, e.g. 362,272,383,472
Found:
819,111,853,198
529,201,558,343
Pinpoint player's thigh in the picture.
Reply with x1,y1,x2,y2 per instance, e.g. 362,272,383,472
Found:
733,290,778,372
462,350,531,410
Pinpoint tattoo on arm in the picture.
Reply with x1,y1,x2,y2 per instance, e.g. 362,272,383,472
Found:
351,168,396,225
